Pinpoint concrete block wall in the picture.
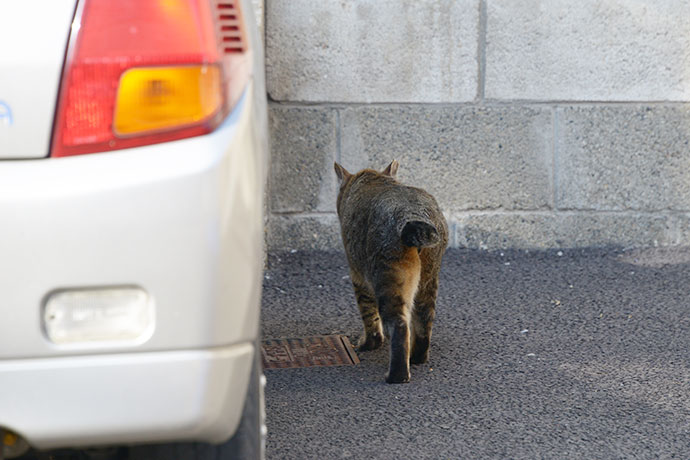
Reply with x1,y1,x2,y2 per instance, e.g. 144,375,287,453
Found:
265,0,690,251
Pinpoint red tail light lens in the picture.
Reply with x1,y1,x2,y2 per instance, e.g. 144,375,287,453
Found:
51,0,250,158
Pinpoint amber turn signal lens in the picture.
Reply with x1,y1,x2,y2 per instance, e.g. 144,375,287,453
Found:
113,65,222,136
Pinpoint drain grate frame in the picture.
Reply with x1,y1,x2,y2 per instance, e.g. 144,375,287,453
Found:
262,335,359,369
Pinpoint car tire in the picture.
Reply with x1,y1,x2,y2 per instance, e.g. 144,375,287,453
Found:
126,343,266,460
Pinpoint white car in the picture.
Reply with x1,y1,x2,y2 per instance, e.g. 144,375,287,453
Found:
0,0,268,458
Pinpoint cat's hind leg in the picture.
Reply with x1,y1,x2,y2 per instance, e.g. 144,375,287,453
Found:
351,274,383,352
376,248,421,384
410,274,439,365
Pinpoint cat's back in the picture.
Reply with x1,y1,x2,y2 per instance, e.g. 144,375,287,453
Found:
345,172,440,214
341,172,447,254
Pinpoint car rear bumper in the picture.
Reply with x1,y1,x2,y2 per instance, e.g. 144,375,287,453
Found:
0,343,254,449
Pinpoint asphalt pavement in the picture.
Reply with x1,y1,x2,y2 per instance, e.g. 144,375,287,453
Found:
262,248,690,459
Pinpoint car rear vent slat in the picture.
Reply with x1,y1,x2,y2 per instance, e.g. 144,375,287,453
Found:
215,0,245,54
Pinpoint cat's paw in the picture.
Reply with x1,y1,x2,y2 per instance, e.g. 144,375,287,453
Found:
356,332,383,352
385,369,410,384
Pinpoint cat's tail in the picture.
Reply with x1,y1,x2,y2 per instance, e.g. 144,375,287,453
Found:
401,221,440,248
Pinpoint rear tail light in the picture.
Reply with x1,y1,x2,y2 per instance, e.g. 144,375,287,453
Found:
114,65,222,136
51,0,251,158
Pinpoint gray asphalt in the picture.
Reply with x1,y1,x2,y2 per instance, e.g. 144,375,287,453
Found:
261,248,690,460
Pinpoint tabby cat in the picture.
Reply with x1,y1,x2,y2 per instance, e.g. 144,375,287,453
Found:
334,160,448,383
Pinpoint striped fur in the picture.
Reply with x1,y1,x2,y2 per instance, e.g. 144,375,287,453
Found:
334,160,448,383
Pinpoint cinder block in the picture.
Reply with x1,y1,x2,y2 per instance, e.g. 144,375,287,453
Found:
340,105,553,211
486,0,690,101
267,214,342,251
269,106,337,213
454,212,675,249
557,106,690,211
266,0,479,102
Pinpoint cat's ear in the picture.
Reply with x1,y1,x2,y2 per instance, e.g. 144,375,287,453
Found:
334,162,352,185
382,159,399,178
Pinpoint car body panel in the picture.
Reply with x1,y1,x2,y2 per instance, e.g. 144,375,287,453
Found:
0,85,263,359
0,0,77,159
0,343,254,449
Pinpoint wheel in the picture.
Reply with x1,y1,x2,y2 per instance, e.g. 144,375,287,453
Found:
2,431,31,459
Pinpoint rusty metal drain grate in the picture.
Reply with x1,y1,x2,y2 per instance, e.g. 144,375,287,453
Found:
262,335,359,369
